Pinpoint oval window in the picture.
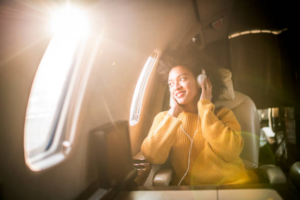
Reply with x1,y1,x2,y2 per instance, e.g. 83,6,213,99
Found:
24,5,89,170
130,52,158,125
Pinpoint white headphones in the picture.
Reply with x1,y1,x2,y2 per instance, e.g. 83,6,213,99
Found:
197,69,207,87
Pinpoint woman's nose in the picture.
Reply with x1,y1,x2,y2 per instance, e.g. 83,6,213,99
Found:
170,81,181,92
175,81,181,89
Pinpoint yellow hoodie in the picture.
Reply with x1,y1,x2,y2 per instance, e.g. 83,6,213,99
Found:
141,99,257,185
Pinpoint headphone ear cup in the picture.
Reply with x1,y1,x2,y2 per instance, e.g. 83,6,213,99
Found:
197,74,207,87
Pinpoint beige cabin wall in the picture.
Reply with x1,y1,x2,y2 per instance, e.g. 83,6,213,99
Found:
0,0,198,199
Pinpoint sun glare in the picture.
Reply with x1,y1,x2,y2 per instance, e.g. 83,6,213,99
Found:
50,5,89,38
25,4,91,169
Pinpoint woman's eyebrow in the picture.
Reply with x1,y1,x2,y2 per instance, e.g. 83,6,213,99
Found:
178,73,187,77
168,73,187,82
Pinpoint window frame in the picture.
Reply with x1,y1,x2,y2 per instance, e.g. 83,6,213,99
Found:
130,52,158,126
24,34,99,171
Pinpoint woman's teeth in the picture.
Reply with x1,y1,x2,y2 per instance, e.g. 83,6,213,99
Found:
176,92,185,97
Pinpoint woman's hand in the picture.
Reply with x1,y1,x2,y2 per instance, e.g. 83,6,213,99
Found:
200,77,212,101
168,94,183,118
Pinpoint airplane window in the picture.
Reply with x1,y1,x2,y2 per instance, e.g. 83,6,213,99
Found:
24,5,89,170
228,28,287,39
25,34,77,157
130,52,158,125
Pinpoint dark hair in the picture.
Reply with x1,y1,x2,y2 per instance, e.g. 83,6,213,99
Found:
158,48,226,103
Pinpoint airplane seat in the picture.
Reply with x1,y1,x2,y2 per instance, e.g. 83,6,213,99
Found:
136,69,286,186
214,90,260,170
214,91,285,183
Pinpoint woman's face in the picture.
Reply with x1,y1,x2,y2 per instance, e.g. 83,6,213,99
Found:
168,66,199,105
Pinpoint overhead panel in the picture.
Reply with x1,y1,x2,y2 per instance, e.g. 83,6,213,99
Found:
196,0,234,45
228,0,288,34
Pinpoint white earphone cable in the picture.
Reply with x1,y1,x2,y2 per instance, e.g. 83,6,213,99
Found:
178,113,200,186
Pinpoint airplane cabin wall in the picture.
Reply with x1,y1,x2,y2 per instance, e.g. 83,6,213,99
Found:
0,0,198,199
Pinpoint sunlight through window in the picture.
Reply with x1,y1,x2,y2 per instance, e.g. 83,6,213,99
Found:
130,52,158,125
50,5,89,38
25,5,89,168
25,34,78,157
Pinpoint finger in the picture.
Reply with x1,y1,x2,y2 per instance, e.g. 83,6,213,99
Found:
207,77,212,88
201,79,206,92
173,96,179,105
202,87,207,93
170,95,176,103
203,77,210,90
170,93,174,104
203,77,209,89
207,77,211,86
206,78,212,91
171,96,179,107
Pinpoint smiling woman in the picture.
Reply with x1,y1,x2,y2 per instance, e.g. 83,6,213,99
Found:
141,49,258,186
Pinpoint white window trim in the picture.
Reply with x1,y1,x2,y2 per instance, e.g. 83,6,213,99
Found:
130,51,158,126
25,35,101,171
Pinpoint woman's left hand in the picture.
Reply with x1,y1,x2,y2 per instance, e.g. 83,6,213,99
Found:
200,77,212,101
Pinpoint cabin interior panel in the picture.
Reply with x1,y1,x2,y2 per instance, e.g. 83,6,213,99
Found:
0,0,300,199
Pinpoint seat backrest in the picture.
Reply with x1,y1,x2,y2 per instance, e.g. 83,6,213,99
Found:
215,91,260,170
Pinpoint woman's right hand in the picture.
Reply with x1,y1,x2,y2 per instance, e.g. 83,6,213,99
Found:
168,94,183,118
200,77,213,101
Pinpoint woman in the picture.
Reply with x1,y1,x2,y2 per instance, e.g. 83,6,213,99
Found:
141,50,257,186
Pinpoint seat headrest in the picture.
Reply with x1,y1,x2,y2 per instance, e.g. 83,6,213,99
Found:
218,68,235,100
215,91,250,110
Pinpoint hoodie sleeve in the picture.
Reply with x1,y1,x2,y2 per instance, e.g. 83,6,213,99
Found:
198,99,243,162
141,112,181,164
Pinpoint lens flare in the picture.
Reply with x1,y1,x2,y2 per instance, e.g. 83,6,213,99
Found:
50,5,89,38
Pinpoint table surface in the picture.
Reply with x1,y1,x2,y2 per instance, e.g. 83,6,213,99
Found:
113,189,283,200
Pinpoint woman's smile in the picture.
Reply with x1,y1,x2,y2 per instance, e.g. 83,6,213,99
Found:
175,91,186,98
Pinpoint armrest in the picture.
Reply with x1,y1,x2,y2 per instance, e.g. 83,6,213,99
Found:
258,165,286,184
132,151,151,186
132,151,147,163
153,168,173,186
290,161,300,189
132,151,149,172
132,152,173,186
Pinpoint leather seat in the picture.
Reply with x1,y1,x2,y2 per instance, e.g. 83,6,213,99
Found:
214,91,260,170
290,162,300,189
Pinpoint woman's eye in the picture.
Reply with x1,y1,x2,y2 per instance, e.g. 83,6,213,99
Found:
169,82,174,87
180,77,186,81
